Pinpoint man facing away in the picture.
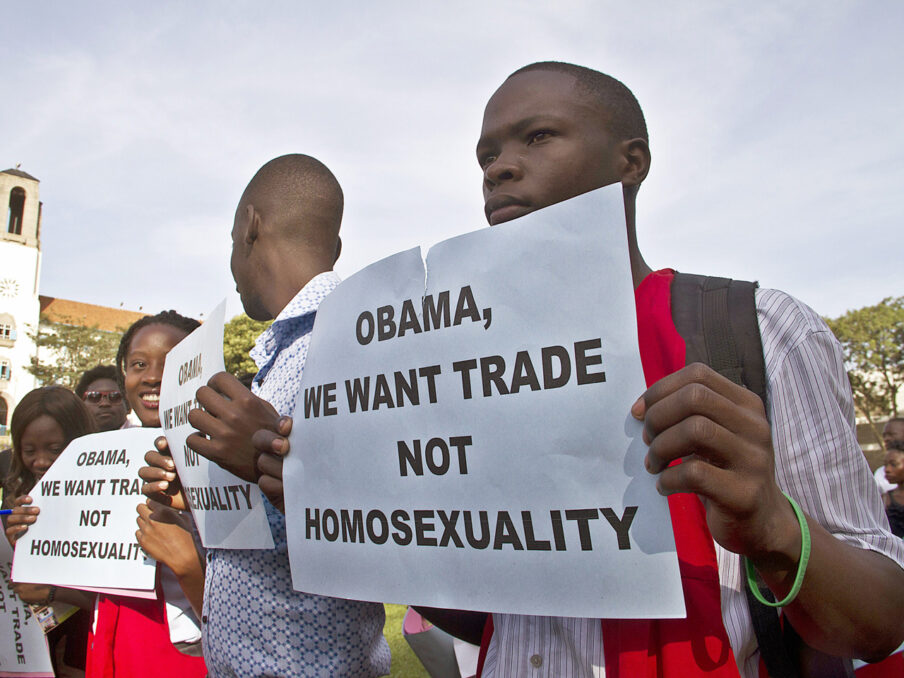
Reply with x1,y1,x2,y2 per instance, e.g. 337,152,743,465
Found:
182,154,390,677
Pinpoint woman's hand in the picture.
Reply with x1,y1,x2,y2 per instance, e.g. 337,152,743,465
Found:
135,499,200,577
11,582,53,605
5,495,40,546
138,437,188,511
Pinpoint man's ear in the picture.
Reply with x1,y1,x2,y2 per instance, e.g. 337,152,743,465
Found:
619,138,651,188
334,236,342,264
244,203,261,245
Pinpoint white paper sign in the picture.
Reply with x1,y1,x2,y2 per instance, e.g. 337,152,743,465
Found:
285,186,685,619
159,300,274,550
11,428,158,594
0,539,53,677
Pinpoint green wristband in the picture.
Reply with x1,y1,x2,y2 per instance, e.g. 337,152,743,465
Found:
744,491,811,608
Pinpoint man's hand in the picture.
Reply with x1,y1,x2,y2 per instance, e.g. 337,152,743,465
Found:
187,371,281,481
634,362,800,571
138,436,187,511
5,495,39,546
253,416,293,513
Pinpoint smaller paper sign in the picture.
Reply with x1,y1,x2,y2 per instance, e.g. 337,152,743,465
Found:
0,539,54,677
159,300,274,549
11,428,159,593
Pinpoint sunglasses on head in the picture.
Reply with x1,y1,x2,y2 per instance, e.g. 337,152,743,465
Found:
83,390,124,404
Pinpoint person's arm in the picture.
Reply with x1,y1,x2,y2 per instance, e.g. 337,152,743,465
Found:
54,587,97,610
413,607,487,646
186,371,281,481
636,361,904,661
136,499,205,617
13,582,96,611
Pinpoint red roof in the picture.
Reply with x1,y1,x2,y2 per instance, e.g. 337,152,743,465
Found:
38,296,146,333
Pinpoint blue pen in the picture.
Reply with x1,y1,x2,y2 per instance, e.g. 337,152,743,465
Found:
0,509,13,516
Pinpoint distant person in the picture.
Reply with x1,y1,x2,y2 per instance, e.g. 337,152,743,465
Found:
875,418,904,493
75,364,131,431
884,440,904,538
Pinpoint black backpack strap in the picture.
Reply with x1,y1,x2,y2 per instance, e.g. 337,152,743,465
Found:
669,273,766,403
671,272,798,678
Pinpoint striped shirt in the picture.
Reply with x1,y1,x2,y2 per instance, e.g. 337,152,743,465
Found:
482,288,904,678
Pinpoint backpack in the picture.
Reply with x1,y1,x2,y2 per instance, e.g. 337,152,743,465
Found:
670,273,854,678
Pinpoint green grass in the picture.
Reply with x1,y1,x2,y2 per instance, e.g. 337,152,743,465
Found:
384,604,431,677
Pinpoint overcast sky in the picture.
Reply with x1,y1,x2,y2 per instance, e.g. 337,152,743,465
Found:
3,1,902,321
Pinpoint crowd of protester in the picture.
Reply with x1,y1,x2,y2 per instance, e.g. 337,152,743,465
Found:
2,61,904,678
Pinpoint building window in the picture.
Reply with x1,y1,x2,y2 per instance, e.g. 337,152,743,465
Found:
0,360,10,381
7,187,26,235
0,314,14,346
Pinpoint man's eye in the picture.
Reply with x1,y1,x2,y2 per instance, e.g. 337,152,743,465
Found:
130,361,146,370
479,154,497,169
528,130,553,144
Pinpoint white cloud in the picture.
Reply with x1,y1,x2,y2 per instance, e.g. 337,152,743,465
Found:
2,1,901,320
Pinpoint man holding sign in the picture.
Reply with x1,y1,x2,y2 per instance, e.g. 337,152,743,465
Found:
255,64,904,677
464,62,904,677
177,155,390,677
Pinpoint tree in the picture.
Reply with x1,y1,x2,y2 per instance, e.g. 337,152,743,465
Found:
825,296,904,446
223,314,272,379
25,314,123,389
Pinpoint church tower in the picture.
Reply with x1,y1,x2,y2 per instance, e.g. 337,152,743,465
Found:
0,167,42,435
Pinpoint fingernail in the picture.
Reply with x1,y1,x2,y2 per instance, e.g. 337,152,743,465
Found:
644,455,652,472
159,481,169,490
165,459,174,469
630,398,644,418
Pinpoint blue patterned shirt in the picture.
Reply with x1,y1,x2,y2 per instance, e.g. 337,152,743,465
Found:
203,271,390,677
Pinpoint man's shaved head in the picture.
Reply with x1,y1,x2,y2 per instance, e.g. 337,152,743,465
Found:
231,153,344,320
509,62,648,144
239,153,343,257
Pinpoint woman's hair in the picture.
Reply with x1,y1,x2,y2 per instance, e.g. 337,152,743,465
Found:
114,310,200,388
3,386,96,503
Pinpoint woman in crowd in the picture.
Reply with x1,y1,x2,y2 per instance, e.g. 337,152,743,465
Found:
7,311,208,677
3,386,97,676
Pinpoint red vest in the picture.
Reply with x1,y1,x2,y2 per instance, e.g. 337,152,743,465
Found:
86,569,207,678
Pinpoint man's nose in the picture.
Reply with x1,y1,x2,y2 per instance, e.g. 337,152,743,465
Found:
484,151,523,187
